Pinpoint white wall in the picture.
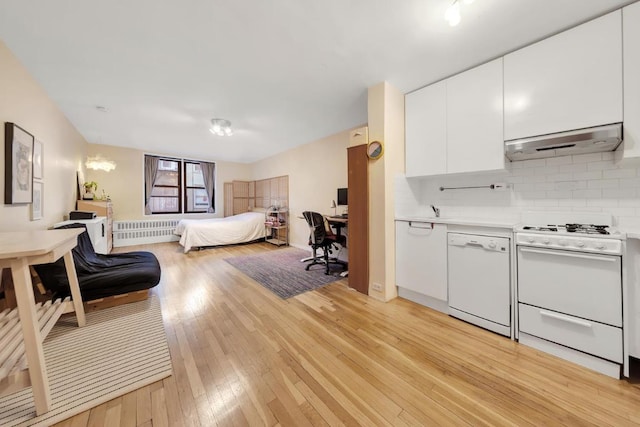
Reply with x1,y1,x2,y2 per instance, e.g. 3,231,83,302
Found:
250,128,355,248
368,82,405,301
396,151,640,228
0,41,87,231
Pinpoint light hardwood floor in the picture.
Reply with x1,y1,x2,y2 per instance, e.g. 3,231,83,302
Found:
55,241,640,426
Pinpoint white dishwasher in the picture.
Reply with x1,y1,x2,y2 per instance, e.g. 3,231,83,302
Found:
448,233,511,337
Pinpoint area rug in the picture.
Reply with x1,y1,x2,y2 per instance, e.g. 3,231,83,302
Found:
0,296,172,427
224,247,345,298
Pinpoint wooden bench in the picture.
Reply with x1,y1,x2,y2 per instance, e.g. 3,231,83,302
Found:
0,229,86,415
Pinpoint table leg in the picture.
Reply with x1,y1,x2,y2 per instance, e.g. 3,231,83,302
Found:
63,251,86,327
10,257,51,415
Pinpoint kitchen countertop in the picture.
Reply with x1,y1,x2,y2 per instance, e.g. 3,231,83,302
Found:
625,230,640,240
395,216,517,229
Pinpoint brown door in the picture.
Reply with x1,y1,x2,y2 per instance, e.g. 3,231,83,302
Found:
347,145,369,295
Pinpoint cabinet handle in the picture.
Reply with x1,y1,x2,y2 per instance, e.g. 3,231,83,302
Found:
408,221,433,229
539,310,592,328
102,223,105,237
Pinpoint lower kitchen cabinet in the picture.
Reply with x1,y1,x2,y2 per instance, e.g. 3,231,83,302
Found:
395,221,447,310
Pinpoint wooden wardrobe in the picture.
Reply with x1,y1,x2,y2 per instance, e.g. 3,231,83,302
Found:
347,144,369,295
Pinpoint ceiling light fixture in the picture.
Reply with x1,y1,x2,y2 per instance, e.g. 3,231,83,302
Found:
445,0,475,27
209,118,233,136
85,155,117,172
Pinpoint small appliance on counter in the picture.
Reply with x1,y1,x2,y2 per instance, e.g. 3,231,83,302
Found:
69,210,97,220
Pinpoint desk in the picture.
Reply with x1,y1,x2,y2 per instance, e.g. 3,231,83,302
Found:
326,216,349,276
0,229,86,415
326,216,348,240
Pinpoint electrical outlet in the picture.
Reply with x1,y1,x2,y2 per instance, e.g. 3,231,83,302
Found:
492,182,508,191
371,282,383,292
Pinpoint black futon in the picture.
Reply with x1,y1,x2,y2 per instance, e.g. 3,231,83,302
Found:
34,223,161,301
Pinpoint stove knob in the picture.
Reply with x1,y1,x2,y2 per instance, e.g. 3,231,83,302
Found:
596,242,606,250
559,239,568,246
488,241,496,249
543,238,551,245
576,241,585,248
527,237,535,243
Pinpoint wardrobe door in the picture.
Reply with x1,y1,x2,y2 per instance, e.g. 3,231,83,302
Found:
347,144,369,295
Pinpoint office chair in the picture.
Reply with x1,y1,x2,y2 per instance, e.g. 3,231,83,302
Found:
302,211,347,275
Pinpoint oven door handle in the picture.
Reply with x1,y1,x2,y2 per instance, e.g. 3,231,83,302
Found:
539,310,592,328
519,247,617,262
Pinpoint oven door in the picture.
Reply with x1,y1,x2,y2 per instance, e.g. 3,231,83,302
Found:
517,246,622,327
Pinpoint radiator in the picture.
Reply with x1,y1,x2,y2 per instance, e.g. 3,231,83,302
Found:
113,219,180,247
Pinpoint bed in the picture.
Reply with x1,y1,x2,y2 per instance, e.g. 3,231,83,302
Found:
175,211,266,252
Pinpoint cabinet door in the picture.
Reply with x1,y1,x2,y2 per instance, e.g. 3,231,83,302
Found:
395,221,447,301
447,58,504,174
405,81,447,177
624,2,640,159
504,10,622,140
348,145,369,295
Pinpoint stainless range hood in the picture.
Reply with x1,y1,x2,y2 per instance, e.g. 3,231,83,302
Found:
504,123,622,161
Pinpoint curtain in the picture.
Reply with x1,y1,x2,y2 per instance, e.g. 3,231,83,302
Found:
144,155,159,215
199,161,215,213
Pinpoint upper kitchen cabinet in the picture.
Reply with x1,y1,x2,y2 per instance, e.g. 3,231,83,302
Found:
405,81,447,177
447,58,504,174
623,2,640,159
504,10,623,141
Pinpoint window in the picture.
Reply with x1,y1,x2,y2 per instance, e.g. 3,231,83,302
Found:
145,155,215,215
184,161,209,213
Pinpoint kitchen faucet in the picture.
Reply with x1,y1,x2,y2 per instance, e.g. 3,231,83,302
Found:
431,205,440,218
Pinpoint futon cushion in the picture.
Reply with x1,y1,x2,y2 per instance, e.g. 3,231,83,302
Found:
34,224,161,301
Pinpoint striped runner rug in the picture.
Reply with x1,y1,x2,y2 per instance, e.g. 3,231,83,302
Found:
0,295,172,427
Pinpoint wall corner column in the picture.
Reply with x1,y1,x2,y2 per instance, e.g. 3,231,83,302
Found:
367,81,405,302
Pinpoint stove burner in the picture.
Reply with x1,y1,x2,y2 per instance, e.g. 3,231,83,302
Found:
521,223,611,235
523,226,558,232
564,224,610,235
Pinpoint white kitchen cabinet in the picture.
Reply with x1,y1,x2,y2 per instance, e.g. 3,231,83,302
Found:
395,220,447,302
447,58,504,174
404,81,447,177
504,10,623,141
623,2,640,159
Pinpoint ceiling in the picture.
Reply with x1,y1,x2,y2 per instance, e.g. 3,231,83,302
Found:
0,0,634,163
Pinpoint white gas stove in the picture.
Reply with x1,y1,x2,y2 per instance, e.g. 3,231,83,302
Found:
515,212,623,254
515,211,624,378
515,224,623,255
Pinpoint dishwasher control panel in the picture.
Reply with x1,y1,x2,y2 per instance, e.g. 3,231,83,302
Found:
448,233,509,253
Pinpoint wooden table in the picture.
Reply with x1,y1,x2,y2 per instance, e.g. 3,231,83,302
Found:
0,229,86,415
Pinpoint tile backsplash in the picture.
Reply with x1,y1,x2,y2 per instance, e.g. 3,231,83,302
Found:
395,152,640,228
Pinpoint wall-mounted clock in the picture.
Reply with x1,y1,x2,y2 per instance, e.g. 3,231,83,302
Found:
367,140,384,160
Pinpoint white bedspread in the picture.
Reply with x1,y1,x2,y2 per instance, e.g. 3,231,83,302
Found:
175,212,266,253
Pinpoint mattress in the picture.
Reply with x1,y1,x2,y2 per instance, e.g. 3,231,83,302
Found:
176,211,266,252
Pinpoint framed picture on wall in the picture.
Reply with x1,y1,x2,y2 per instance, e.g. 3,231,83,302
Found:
33,139,43,180
76,170,85,201
4,122,34,204
31,181,43,221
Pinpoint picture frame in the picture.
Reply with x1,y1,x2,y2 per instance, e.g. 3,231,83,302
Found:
33,139,43,180
77,170,85,201
31,181,43,221
4,122,34,204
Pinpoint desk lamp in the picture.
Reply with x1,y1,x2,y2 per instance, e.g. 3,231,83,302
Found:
331,200,337,216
